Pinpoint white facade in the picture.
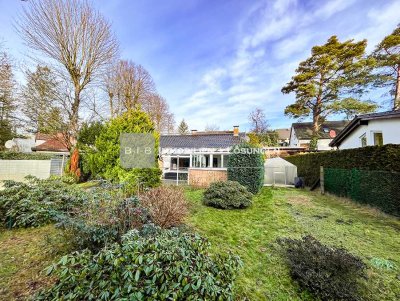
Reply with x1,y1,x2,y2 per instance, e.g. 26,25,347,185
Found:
289,128,333,150
338,119,400,149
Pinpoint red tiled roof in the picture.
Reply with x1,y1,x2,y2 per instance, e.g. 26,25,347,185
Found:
35,133,54,140
32,138,69,152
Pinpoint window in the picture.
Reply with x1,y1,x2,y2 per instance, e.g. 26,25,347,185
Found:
360,134,367,147
192,154,210,168
373,132,383,146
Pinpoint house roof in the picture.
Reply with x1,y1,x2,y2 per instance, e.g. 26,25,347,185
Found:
32,138,69,152
275,128,290,140
291,120,349,140
35,133,54,141
160,132,246,149
329,110,400,147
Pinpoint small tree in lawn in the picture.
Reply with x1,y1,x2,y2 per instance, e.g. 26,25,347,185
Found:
89,109,161,191
282,36,377,144
227,142,264,194
372,24,400,110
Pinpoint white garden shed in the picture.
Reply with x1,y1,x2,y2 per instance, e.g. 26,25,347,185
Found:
264,157,297,186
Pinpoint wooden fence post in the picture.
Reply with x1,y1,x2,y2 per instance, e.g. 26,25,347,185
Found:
320,166,325,195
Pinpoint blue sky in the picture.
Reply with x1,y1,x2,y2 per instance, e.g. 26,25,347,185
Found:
1,0,399,131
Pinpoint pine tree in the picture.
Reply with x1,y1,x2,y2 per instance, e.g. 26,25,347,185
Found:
372,24,400,110
20,65,62,133
178,119,189,134
282,36,377,138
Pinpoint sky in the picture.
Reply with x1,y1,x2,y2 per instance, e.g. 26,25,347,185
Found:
0,0,399,131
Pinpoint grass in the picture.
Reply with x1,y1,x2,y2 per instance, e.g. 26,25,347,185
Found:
185,187,400,301
0,225,68,300
0,187,399,300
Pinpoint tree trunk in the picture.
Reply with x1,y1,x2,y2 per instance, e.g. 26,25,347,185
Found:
313,96,322,137
394,65,400,111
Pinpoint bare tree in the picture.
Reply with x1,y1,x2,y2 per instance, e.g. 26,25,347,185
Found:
103,60,156,117
142,93,175,133
204,124,220,131
16,0,119,147
248,108,269,134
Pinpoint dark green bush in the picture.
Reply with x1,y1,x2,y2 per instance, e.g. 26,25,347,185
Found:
0,178,86,228
286,144,400,186
278,235,366,301
227,142,264,194
203,181,253,209
0,151,54,160
36,227,242,301
56,195,150,252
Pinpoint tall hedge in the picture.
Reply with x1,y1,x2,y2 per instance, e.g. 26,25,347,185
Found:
286,144,400,186
227,143,264,194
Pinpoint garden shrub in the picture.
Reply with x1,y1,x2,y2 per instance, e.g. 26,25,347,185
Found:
278,235,366,301
140,186,188,228
227,142,264,194
36,227,242,301
88,109,161,192
56,194,150,252
0,178,86,228
203,181,253,209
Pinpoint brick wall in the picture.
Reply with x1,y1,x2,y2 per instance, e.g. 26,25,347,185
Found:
188,168,227,187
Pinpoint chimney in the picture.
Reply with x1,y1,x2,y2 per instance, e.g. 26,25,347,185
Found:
233,125,239,137
191,129,197,135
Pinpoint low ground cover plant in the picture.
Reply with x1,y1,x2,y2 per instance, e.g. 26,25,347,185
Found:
0,178,87,228
203,181,253,209
278,235,367,301
140,186,188,228
36,227,242,301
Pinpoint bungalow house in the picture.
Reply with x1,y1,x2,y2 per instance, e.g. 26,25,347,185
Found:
289,121,349,150
159,126,246,187
329,110,400,149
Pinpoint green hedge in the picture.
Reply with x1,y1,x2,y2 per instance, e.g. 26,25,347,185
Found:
227,143,264,194
325,168,400,216
0,152,55,160
286,144,400,186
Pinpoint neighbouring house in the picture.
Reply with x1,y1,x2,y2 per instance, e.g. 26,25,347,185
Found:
275,128,290,146
159,126,246,187
289,121,349,150
329,110,400,149
31,133,69,154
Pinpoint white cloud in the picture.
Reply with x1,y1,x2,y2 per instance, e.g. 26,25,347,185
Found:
177,0,400,131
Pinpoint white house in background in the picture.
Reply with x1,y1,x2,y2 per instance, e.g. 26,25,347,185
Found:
329,110,400,149
289,121,349,150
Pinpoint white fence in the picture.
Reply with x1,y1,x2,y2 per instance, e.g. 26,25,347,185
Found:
0,158,66,182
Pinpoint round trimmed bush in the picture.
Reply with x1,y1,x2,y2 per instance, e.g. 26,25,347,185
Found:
227,142,264,194
36,227,242,300
203,180,253,209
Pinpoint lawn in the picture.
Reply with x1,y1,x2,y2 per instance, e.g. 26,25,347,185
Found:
185,187,400,301
0,225,68,300
0,187,399,300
